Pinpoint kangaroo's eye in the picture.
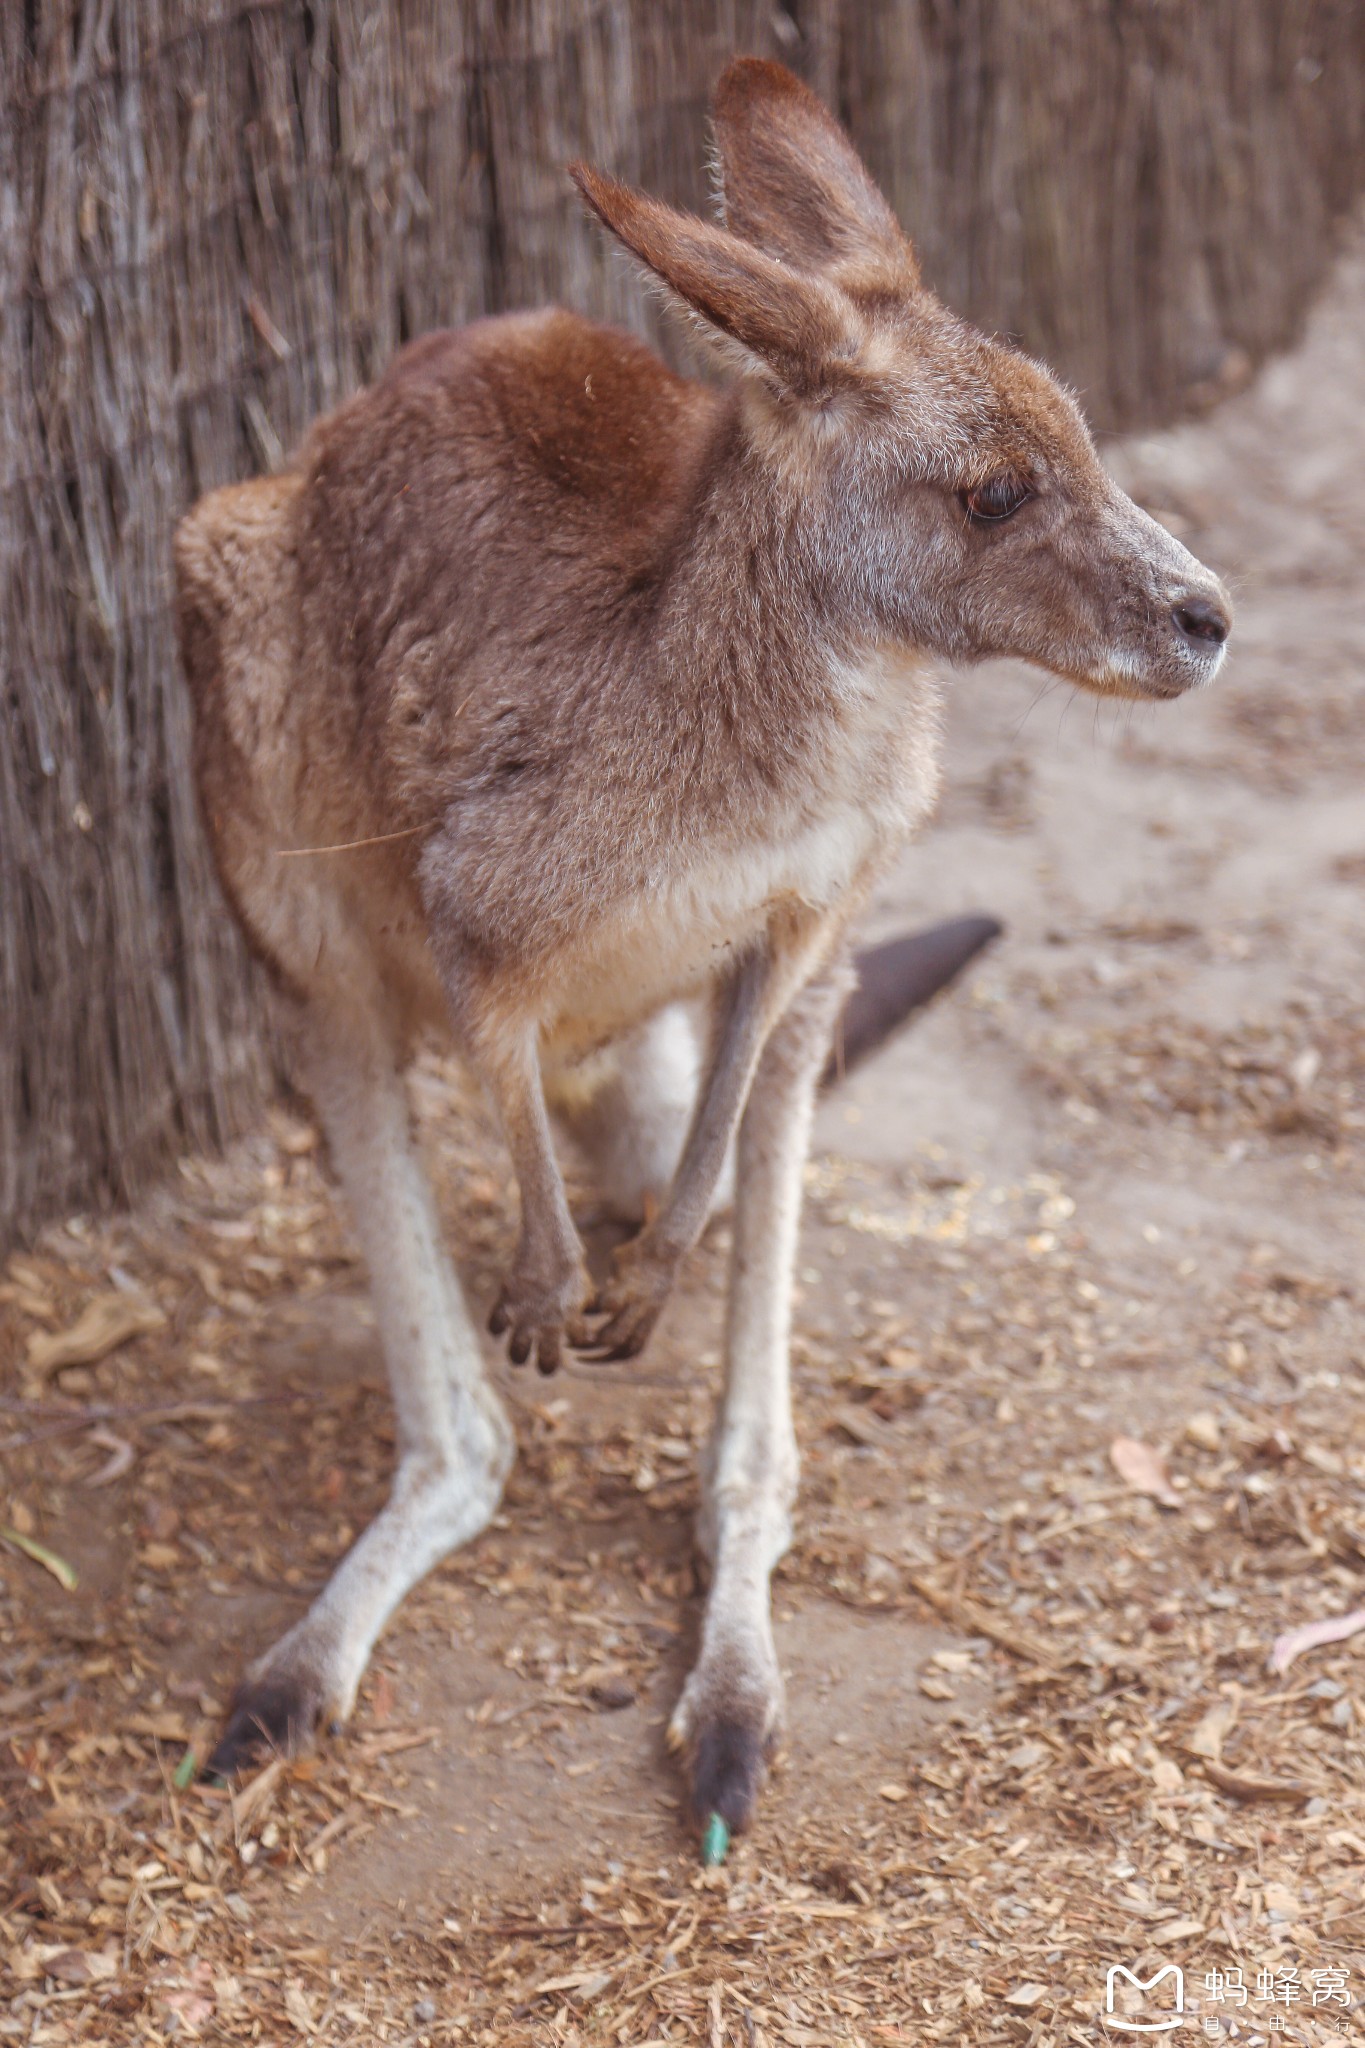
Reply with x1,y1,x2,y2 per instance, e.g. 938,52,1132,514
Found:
963,473,1033,523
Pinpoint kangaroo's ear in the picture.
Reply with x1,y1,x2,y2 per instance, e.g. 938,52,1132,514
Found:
712,58,912,281
571,163,862,399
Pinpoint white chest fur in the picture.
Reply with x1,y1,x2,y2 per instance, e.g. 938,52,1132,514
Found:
545,648,942,1049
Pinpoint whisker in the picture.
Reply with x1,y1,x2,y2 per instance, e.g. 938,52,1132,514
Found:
275,824,427,859
1011,675,1058,742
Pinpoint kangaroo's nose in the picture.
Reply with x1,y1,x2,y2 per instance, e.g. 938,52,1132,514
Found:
1172,592,1231,648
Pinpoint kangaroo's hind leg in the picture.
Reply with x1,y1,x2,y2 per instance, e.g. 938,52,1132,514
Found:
667,957,854,1839
209,984,514,1774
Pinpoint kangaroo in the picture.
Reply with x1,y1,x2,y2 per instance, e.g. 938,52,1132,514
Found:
173,58,1230,1840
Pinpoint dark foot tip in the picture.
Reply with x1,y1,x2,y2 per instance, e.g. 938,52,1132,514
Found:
206,1678,315,1779
691,1719,768,1834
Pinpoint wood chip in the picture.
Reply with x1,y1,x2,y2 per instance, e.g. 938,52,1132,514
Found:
907,1572,1062,1670
1186,1698,1237,1761
283,1979,317,2034
1151,1917,1205,1945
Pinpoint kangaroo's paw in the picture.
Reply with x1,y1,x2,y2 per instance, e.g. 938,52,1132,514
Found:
207,1668,333,1779
577,1233,679,1361
488,1251,591,1375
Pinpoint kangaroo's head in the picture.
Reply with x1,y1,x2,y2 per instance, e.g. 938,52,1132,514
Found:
572,58,1230,700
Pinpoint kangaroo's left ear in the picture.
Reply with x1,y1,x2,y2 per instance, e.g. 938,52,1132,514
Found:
571,162,866,402
712,58,914,284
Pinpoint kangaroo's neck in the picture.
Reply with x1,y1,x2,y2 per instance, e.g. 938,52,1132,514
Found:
650,387,873,722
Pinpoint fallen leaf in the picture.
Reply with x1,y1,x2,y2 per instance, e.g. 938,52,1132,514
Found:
141,1499,180,1541
1110,1435,1181,1509
162,1991,215,2027
1270,1607,1365,1676
832,1403,891,1448
1003,1740,1049,1774
84,1429,135,1488
877,1782,908,1802
355,1726,439,1762
44,1948,118,1985
27,1290,165,1376
907,1572,1061,1670
1202,1759,1311,1803
930,1649,975,1672
232,1756,286,1829
1,1526,77,1590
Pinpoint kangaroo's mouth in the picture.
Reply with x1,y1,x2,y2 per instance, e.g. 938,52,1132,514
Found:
1065,585,1231,700
1054,643,1225,703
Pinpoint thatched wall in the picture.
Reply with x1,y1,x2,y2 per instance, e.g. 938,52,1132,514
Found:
3,0,1363,1247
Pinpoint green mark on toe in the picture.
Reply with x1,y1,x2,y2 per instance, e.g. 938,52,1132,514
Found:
701,1812,730,1867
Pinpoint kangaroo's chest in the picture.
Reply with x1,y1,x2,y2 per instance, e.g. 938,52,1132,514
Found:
544,652,942,1049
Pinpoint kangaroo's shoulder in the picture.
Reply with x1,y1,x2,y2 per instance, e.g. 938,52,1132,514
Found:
305,309,720,531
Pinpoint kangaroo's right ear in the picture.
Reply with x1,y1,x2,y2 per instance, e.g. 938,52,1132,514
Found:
571,163,863,402
712,58,912,282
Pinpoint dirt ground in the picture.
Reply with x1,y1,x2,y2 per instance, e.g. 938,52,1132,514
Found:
5,225,1365,2046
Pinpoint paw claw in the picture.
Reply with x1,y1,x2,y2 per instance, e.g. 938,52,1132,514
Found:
570,1233,676,1363
572,1298,661,1364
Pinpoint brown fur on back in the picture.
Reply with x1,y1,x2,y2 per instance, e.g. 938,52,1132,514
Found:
179,304,938,1056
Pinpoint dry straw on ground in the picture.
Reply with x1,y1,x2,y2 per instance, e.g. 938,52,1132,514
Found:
4,0,1365,1247
3,1028,1365,2044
